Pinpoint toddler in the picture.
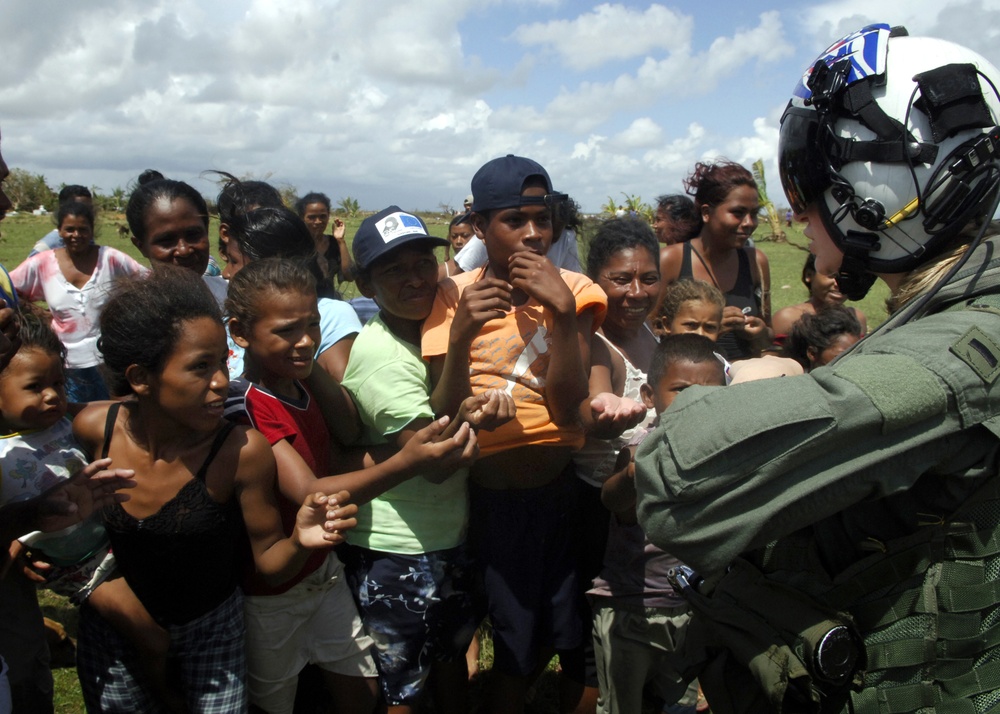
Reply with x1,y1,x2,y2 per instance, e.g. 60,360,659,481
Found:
591,334,725,714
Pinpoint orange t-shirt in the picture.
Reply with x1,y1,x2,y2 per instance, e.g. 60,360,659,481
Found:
422,268,607,456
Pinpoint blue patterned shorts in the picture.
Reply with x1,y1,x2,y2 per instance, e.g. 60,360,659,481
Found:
342,545,478,706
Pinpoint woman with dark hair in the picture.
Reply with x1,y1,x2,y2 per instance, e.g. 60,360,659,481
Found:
652,194,699,245
658,161,771,361
126,173,229,307
294,192,356,290
12,201,145,401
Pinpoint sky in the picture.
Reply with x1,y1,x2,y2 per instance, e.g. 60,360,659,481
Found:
3,0,1000,214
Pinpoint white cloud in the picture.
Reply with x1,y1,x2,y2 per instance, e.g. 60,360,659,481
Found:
613,118,663,149
494,12,793,135
513,3,693,71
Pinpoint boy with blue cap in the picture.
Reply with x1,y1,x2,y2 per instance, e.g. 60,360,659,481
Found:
340,206,512,713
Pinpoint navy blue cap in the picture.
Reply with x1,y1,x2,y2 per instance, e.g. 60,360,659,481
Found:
471,155,559,212
352,206,449,270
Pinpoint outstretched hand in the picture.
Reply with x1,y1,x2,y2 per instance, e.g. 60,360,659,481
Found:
404,415,479,484
587,392,647,439
457,389,516,432
294,490,359,549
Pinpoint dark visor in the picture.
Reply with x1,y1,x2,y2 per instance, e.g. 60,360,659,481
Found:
778,104,832,214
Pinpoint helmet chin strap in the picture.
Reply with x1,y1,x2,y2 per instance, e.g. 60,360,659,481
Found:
836,230,880,300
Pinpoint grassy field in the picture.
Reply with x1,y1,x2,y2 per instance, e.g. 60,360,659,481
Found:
0,211,890,324
12,211,887,712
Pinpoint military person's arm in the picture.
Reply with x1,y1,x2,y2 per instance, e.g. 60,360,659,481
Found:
635,313,1000,575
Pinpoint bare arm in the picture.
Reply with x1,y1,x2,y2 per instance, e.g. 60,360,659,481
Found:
315,335,356,383
332,219,356,283
305,366,360,446
275,416,477,505
234,428,343,586
428,277,512,418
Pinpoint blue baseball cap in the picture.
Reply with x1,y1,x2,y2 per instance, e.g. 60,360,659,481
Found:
471,155,565,212
352,206,449,271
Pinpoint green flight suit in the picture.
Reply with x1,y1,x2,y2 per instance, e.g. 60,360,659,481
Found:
635,235,1000,713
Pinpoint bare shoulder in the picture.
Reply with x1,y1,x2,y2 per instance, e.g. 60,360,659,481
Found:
660,243,684,282
72,401,115,454
229,426,277,488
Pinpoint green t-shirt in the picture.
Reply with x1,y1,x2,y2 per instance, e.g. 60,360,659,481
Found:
341,313,468,554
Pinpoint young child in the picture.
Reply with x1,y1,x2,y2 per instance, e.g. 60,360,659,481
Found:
225,258,375,713
72,268,354,713
340,207,511,714
590,334,726,714
421,156,613,711
0,314,176,712
226,257,478,713
651,279,725,340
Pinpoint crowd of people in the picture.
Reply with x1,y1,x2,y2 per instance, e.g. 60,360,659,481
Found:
3,20,1000,714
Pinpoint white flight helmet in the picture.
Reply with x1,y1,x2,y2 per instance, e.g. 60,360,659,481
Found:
778,24,1000,299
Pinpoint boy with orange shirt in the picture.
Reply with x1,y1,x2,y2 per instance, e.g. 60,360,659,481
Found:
423,155,640,712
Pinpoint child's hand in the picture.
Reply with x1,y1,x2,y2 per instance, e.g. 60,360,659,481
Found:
450,278,512,346
457,389,516,432
404,416,479,484
720,306,750,335
587,393,647,439
508,251,574,315
294,491,358,549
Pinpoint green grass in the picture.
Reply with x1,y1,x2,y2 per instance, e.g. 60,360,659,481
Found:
0,212,888,326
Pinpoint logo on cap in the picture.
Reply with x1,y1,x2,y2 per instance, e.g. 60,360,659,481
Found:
375,212,425,244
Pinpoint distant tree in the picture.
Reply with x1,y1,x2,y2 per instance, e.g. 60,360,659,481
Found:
337,196,360,218
111,187,126,212
5,169,55,211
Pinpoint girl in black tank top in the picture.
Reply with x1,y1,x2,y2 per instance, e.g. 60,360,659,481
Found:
662,161,772,360
72,268,355,712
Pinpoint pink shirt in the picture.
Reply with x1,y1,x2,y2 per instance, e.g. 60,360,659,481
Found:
11,247,147,368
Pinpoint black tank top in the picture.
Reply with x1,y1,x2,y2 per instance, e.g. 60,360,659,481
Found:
678,242,761,361
102,403,243,625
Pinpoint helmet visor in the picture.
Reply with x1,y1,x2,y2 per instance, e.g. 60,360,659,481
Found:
778,104,831,214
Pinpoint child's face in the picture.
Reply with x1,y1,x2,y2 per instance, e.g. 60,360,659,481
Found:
219,236,249,281
641,358,725,414
239,289,321,383
145,317,229,433
448,222,475,253
667,300,722,341
810,332,860,368
359,244,439,323
479,185,554,273
137,197,211,276
0,347,67,432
